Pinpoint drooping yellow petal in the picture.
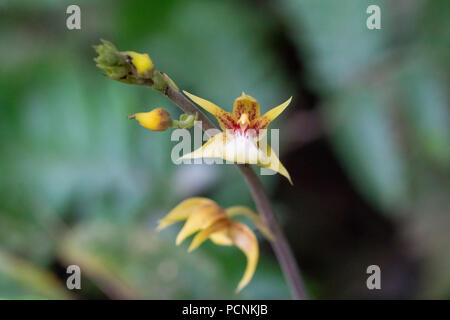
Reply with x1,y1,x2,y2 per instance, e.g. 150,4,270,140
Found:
176,203,227,245
252,97,292,130
225,206,274,241
258,144,293,185
157,197,214,230
183,91,237,130
180,132,265,165
233,92,260,122
229,221,259,292
188,219,230,252
191,219,259,292
209,231,234,246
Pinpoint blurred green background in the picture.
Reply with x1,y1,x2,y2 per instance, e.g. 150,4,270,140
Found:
0,0,448,299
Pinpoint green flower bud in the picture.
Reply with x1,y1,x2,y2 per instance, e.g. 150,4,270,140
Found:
93,39,128,80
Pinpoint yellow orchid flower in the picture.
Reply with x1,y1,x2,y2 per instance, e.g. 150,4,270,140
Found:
181,91,293,184
157,197,274,292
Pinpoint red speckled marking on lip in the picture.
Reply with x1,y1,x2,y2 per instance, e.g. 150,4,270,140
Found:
218,112,239,130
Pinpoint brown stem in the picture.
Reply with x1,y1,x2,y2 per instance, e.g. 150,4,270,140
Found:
165,87,308,300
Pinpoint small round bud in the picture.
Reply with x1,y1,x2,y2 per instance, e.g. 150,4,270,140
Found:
130,108,172,131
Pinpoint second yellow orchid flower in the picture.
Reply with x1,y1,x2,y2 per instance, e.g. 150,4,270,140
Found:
157,197,273,292
181,92,293,184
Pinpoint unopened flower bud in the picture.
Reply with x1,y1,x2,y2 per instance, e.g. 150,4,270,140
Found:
129,108,172,132
94,40,155,85
94,39,179,93
123,51,154,78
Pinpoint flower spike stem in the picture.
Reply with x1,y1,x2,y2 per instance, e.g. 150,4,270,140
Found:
165,87,308,300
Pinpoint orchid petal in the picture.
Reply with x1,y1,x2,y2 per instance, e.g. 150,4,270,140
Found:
258,144,293,185
157,197,214,230
179,132,226,161
183,91,237,130
188,219,230,252
180,132,265,165
225,206,275,241
176,203,227,245
228,221,259,292
193,220,259,292
252,97,292,130
209,231,234,246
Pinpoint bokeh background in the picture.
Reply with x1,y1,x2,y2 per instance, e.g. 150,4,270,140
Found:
0,0,449,299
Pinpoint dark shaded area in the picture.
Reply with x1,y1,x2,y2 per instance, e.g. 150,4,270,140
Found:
281,140,421,298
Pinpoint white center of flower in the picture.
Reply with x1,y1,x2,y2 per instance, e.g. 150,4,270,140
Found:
223,130,267,164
